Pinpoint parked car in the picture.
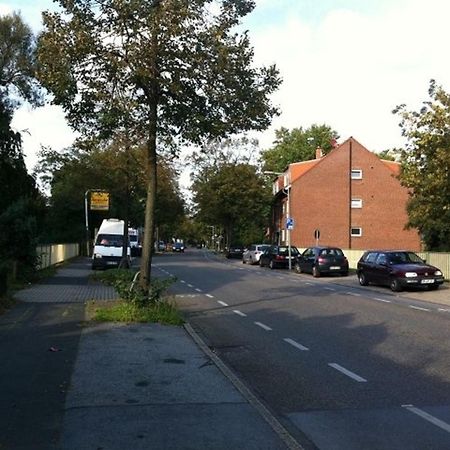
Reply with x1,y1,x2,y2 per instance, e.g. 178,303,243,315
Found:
226,245,244,259
357,250,444,292
243,244,270,265
295,246,349,277
259,245,299,269
157,241,166,252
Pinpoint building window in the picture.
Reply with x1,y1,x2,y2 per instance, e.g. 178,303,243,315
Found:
351,169,363,179
351,227,362,237
351,198,363,208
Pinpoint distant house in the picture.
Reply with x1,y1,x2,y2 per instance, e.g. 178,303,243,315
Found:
269,137,421,251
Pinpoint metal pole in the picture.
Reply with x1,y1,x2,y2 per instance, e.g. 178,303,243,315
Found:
287,186,292,270
84,190,90,256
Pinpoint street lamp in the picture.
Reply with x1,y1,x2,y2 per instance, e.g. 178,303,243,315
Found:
263,171,293,270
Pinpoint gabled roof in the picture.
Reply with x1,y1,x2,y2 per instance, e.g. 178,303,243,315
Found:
381,159,401,176
289,159,320,183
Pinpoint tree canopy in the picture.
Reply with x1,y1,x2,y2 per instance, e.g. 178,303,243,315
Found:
394,79,450,251
37,0,281,293
191,138,271,246
261,124,339,173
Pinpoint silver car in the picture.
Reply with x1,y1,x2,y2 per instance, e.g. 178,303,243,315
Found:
243,244,270,265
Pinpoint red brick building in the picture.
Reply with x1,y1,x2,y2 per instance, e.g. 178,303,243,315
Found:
270,137,421,251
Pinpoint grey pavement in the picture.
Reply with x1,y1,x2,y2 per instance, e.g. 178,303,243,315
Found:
9,258,292,450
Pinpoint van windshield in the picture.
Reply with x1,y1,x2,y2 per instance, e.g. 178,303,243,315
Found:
96,234,124,247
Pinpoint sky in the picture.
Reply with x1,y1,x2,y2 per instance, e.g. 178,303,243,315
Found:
2,0,450,188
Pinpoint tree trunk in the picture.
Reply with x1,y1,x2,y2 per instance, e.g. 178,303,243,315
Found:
139,5,160,293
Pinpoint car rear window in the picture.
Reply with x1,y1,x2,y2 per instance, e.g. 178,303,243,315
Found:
278,246,299,255
320,248,344,256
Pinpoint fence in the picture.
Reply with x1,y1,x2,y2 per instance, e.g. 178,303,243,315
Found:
36,243,80,270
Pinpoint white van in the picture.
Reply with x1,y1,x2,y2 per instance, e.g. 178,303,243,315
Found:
92,219,131,269
128,228,142,256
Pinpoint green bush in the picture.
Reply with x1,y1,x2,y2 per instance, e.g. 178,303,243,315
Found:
91,269,176,307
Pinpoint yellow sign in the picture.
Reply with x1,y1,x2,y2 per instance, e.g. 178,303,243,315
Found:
90,191,109,211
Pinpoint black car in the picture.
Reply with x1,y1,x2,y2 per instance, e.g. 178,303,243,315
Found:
357,250,444,292
172,242,185,252
226,245,244,259
295,246,349,277
259,245,299,269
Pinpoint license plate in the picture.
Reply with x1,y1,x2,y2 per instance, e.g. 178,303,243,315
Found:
107,261,116,265
330,266,341,270
421,279,434,284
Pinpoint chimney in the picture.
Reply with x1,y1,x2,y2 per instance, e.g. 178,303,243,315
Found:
315,147,323,159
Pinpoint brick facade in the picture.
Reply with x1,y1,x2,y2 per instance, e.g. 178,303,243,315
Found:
271,137,421,251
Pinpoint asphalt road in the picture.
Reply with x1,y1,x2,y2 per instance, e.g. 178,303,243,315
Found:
156,248,450,450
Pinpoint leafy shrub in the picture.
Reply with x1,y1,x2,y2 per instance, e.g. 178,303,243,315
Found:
91,269,176,307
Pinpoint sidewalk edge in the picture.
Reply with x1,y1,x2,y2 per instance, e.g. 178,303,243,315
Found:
184,322,305,450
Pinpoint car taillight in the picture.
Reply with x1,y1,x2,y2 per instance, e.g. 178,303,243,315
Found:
275,255,284,260
318,257,326,263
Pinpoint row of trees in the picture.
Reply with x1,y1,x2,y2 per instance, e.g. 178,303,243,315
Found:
1,3,449,297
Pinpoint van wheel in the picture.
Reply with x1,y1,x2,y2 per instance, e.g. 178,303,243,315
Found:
294,263,302,274
358,273,368,286
312,266,320,277
390,278,402,292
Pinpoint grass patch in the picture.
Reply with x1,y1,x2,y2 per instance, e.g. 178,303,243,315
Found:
87,298,184,325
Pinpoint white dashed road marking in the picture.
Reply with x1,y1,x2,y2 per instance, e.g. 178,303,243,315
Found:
402,405,450,433
233,310,247,317
217,301,228,307
206,294,214,298
328,363,367,382
372,297,391,303
409,305,430,312
283,338,309,351
254,321,272,331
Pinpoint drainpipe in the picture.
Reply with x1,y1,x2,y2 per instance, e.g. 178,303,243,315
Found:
348,139,352,249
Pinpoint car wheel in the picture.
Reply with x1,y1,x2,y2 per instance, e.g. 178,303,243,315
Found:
269,260,275,270
312,266,320,277
358,273,368,286
242,258,246,264
259,259,264,267
294,262,302,274
390,278,402,292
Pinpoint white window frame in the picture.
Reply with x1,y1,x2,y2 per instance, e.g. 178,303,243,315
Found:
351,227,362,237
351,169,363,179
351,198,363,208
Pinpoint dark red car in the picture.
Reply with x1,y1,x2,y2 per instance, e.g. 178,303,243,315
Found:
357,250,444,292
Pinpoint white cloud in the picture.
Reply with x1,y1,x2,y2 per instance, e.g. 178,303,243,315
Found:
248,0,450,151
11,105,77,171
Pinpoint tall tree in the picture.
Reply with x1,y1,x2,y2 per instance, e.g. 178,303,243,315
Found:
394,80,450,251
37,0,281,294
261,124,339,172
191,139,271,246
0,12,45,278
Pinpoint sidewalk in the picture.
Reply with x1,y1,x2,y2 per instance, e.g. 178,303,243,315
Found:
12,258,294,450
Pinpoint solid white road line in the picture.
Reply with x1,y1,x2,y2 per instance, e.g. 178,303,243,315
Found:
217,301,228,307
372,297,391,303
409,305,430,312
328,363,367,382
402,405,450,434
205,294,214,298
346,292,361,297
283,338,309,351
233,310,247,317
254,321,272,331
324,287,336,291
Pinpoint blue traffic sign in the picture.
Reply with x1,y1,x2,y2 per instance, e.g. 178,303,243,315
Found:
286,217,294,230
